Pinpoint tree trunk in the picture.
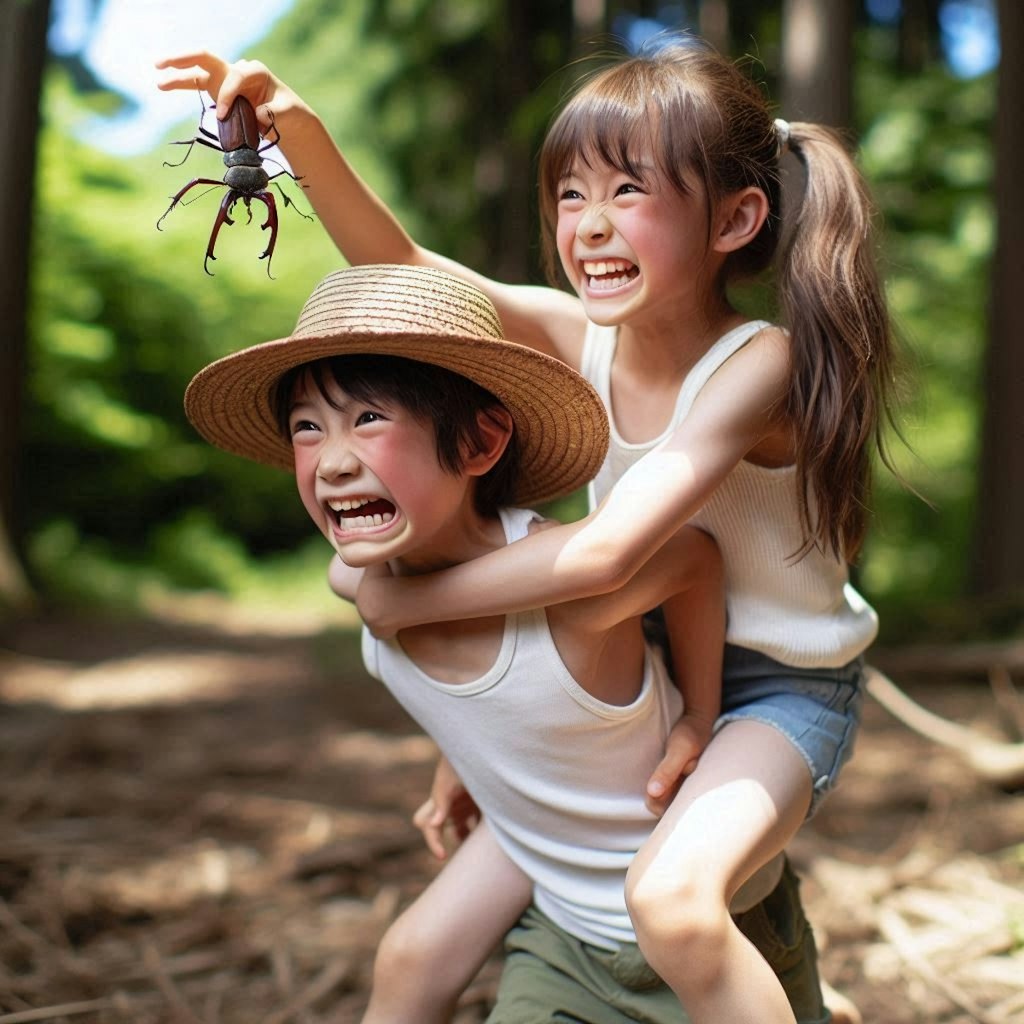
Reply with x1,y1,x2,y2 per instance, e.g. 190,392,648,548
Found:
779,0,855,128
973,1,1024,600
0,0,51,612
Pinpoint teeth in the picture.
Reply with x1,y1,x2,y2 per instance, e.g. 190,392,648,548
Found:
341,511,394,530
327,497,375,511
589,273,633,291
583,259,632,276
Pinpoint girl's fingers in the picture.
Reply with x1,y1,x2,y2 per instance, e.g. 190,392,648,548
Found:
155,68,210,92
155,52,229,102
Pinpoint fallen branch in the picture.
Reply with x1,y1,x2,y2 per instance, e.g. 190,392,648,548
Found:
257,958,353,1024
876,906,1002,1024
0,1000,111,1024
865,667,1024,788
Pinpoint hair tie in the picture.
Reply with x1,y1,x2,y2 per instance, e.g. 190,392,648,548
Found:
774,118,791,156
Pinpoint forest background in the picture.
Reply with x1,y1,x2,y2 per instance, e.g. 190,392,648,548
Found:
0,0,1020,643
1,1,1023,1020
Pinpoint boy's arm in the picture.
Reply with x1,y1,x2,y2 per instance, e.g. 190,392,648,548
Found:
154,53,586,364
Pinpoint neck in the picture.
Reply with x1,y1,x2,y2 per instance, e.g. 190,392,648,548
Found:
617,294,743,379
389,504,507,578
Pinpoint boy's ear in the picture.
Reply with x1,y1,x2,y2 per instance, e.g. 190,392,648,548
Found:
712,187,769,254
464,406,514,477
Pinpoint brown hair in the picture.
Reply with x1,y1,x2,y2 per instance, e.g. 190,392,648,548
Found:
274,355,520,517
538,38,899,560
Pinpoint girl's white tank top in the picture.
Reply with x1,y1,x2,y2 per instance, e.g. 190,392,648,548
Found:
580,320,877,668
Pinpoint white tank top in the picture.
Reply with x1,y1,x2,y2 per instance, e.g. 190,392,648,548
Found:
361,507,682,949
581,320,877,668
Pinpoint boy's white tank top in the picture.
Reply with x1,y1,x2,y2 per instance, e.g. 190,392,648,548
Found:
361,506,682,950
580,320,877,668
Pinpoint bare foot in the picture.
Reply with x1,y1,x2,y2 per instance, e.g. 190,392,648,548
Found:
821,980,862,1024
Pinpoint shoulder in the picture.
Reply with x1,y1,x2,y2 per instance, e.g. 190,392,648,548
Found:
525,515,561,536
487,281,589,369
697,323,790,414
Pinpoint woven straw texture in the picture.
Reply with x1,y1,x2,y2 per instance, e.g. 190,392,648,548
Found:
184,265,609,506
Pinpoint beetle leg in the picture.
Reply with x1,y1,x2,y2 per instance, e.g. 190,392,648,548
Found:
162,136,224,168
253,191,279,278
270,178,314,221
203,190,241,276
157,179,225,230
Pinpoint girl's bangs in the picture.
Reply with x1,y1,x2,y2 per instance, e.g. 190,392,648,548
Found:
542,73,704,203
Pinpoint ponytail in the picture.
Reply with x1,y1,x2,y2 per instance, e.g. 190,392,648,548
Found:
778,123,899,561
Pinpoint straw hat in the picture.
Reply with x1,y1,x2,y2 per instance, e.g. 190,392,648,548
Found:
185,264,609,505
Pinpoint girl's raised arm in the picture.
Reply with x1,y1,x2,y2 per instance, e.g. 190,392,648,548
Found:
155,52,585,364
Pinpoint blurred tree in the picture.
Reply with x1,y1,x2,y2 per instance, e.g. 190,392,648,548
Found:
0,0,50,612
899,0,943,71
974,0,1022,602
780,0,855,127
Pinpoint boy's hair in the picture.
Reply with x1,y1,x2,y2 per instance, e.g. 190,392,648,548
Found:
537,36,900,561
274,354,521,516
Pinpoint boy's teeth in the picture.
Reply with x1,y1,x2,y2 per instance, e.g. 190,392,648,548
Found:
344,511,394,529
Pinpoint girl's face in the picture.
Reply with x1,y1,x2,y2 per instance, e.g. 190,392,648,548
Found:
555,152,718,329
288,372,477,573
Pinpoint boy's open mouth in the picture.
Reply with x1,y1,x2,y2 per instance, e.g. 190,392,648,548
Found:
327,497,396,530
583,259,639,291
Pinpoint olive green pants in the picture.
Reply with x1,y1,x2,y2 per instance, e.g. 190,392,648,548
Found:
485,858,830,1024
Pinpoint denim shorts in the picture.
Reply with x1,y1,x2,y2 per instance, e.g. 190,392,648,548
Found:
717,644,864,817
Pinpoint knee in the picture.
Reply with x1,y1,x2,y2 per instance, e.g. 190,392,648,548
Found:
625,860,729,966
372,910,433,989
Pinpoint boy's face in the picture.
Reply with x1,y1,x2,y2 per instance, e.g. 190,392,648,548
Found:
288,370,479,572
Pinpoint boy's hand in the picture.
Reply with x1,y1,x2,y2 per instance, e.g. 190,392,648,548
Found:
155,51,305,134
645,711,716,816
412,755,480,860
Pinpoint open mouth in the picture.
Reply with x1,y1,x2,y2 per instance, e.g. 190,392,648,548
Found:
327,497,397,530
582,259,639,291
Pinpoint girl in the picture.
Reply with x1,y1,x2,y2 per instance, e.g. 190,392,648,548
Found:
158,35,891,1024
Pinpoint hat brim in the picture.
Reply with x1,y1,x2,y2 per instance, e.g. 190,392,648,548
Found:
185,326,609,506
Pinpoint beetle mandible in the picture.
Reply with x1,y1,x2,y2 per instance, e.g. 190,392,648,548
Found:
156,93,312,276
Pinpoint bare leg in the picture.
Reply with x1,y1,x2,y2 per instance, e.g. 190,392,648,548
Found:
361,820,531,1024
822,981,862,1024
626,720,813,1024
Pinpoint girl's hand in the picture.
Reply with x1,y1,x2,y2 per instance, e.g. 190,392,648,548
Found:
645,711,716,816
412,756,480,860
355,569,403,639
155,51,307,134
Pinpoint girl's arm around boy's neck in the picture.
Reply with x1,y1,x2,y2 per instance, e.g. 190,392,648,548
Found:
355,328,790,638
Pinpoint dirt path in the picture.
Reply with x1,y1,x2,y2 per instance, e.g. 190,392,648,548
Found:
1,612,1021,1023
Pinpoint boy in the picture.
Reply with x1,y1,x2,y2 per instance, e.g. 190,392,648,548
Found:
184,263,829,1023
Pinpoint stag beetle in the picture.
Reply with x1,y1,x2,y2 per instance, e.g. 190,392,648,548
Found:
157,93,312,276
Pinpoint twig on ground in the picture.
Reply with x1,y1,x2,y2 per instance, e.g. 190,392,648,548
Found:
877,906,1004,1024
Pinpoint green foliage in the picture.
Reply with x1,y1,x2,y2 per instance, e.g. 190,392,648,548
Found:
22,6,998,637
853,32,995,637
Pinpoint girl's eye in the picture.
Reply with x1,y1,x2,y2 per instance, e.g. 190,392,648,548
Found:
355,410,384,426
559,188,583,201
290,418,319,434
616,182,642,196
